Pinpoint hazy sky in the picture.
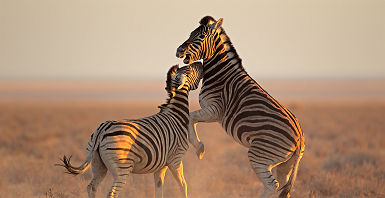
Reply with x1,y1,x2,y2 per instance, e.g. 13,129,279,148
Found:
1,0,384,80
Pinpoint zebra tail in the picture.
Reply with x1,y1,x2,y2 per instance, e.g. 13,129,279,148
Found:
59,150,93,175
278,144,304,198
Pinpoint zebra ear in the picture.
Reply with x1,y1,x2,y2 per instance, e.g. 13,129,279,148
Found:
210,18,223,30
177,75,187,90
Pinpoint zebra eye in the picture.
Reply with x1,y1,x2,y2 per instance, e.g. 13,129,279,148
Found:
199,35,205,39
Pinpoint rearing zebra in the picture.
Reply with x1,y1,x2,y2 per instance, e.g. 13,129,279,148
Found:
59,62,203,198
176,16,305,198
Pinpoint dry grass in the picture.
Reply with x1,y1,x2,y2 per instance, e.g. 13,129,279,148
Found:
0,100,384,198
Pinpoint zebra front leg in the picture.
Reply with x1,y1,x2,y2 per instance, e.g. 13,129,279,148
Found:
188,116,204,160
189,107,219,159
154,166,168,198
169,161,188,198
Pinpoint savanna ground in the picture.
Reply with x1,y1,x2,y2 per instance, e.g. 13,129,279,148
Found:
0,80,384,198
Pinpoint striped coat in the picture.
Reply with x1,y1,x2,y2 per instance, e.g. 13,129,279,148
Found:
176,16,305,198
59,62,203,198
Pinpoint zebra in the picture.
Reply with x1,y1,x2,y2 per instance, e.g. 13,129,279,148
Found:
176,16,305,198
58,62,203,198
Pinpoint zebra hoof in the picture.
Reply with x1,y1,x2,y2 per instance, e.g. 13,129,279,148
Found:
196,142,205,160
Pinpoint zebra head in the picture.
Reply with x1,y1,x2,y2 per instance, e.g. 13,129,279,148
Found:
166,62,203,94
159,62,203,111
176,16,223,64
175,62,204,91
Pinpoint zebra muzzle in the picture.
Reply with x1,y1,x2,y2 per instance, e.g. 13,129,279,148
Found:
176,47,186,58
183,54,191,64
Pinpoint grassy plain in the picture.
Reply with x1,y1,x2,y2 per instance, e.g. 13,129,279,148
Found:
0,80,384,198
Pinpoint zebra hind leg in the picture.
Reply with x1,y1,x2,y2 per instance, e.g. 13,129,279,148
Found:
87,151,107,198
277,148,303,198
105,160,133,198
248,149,279,198
107,170,131,198
275,153,296,198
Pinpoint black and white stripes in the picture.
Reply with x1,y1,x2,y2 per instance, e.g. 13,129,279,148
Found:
59,62,203,198
176,16,305,198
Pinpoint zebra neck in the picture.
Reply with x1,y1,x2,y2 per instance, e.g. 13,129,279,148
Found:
203,31,244,84
158,88,189,114
166,89,190,114
165,89,190,126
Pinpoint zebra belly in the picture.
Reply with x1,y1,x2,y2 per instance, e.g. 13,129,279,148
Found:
99,135,168,174
221,121,252,148
99,146,168,174
132,158,167,174
131,146,168,174
221,116,297,153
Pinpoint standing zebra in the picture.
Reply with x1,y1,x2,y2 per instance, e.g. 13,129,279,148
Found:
59,62,203,198
176,16,305,198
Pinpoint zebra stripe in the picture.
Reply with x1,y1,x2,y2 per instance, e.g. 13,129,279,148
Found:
176,16,305,198
59,62,203,198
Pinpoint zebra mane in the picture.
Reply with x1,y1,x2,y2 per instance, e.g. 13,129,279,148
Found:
216,27,245,72
200,16,242,69
158,65,179,112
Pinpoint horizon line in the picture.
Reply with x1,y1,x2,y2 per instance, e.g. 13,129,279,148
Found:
1,76,385,82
